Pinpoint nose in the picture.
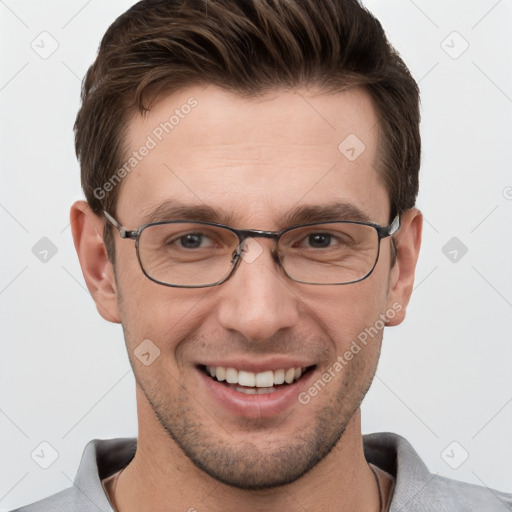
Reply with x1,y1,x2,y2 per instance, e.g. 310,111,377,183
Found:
216,238,300,343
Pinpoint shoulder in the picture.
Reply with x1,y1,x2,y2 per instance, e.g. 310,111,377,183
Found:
419,473,512,510
9,437,136,512
9,479,114,512
364,432,512,511
9,487,77,512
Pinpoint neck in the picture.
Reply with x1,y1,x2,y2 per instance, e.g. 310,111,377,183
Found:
114,389,380,512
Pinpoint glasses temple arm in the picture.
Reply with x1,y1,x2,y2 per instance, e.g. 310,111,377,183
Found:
103,210,131,238
388,215,401,235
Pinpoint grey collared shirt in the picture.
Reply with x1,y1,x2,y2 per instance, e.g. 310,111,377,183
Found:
11,432,512,511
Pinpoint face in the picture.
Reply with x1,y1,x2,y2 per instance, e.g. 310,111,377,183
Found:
94,85,411,489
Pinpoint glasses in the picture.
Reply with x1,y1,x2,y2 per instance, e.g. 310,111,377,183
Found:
104,211,400,288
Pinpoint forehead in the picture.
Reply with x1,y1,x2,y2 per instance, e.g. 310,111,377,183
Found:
118,85,389,227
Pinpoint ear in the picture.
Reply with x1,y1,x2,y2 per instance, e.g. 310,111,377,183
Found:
70,201,121,323
385,207,423,326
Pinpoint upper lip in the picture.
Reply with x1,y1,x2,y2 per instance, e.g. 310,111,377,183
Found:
198,357,316,373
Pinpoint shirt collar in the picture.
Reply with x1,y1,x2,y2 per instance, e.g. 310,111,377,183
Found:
72,432,430,511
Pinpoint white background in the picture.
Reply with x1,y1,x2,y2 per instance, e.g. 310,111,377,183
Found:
1,0,511,510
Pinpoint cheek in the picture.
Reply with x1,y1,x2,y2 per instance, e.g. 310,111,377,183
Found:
115,262,213,359
301,275,389,348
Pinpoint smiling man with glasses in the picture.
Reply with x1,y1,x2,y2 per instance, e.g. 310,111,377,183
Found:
12,1,512,511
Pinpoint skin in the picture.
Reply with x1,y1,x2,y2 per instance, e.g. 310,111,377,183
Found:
71,85,422,512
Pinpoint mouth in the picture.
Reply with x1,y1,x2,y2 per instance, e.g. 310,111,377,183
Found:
198,364,316,395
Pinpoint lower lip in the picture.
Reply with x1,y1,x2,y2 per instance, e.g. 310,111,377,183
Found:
198,367,315,419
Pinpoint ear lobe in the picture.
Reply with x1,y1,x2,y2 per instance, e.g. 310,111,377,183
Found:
70,201,121,323
385,207,423,326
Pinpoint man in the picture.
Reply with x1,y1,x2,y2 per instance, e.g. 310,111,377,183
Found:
12,0,511,511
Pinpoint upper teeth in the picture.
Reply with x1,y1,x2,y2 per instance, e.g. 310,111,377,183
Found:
206,366,305,387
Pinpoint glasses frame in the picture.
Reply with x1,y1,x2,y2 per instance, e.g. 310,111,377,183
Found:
103,210,401,288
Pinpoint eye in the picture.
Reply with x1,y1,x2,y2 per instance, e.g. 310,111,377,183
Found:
306,233,333,248
293,230,352,249
177,233,210,249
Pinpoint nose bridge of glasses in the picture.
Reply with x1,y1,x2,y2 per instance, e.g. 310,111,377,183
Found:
231,229,281,265
237,229,280,241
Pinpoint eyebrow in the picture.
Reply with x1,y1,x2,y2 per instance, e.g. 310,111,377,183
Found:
139,200,373,228
140,202,233,226
280,203,372,226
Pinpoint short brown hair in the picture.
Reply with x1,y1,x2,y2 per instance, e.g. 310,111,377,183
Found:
74,0,420,259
